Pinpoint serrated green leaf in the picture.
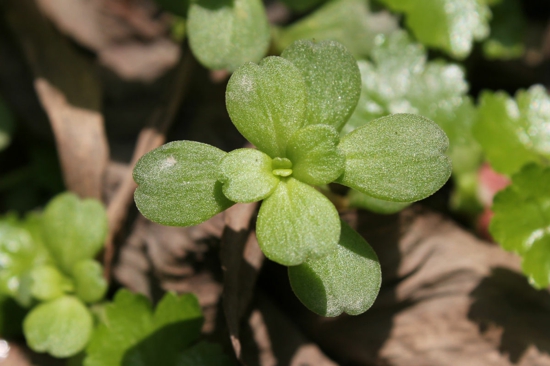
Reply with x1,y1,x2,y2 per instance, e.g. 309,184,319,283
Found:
474,86,550,175
274,0,397,58
287,124,345,186
177,342,235,366
288,220,381,317
256,178,340,266
348,190,411,214
219,148,280,203
42,193,107,274
187,0,270,71
85,290,203,366
72,260,107,304
134,141,234,226
379,0,490,58
281,40,361,132
0,98,14,152
24,296,93,358
0,216,50,307
226,56,307,158
490,164,550,254
30,265,73,301
337,114,451,202
482,0,525,60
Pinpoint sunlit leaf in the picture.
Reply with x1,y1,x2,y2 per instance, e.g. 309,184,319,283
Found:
30,265,73,301
72,260,107,304
134,141,234,226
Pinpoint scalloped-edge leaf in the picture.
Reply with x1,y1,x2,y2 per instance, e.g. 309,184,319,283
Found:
72,260,107,304
337,114,451,202
30,265,73,301
287,124,345,186
256,178,340,266
219,148,280,203
282,39,361,132
133,140,234,227
42,193,107,274
289,220,381,317
24,296,93,358
187,0,270,71
226,56,307,158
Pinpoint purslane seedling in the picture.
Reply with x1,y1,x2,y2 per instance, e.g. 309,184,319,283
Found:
133,39,451,316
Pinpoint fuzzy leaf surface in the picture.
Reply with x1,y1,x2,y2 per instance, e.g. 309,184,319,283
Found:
286,124,345,186
219,148,279,203
379,0,490,58
24,296,93,358
338,114,451,202
42,193,107,274
73,260,107,304
134,141,233,226
289,220,381,317
275,0,397,58
187,0,270,71
256,178,340,266
490,164,550,288
474,86,550,175
282,40,361,132
348,190,411,214
0,216,50,307
85,290,203,366
226,57,307,158
30,265,72,301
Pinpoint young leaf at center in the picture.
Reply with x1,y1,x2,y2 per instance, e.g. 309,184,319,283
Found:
288,220,381,317
256,178,340,266
337,114,451,202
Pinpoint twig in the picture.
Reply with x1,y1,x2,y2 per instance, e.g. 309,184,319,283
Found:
103,48,194,281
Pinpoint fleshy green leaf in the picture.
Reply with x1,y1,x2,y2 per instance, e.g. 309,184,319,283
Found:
378,0,490,58
274,0,397,58
134,141,234,226
256,178,340,266
348,190,411,214
219,148,280,203
187,0,270,71
482,0,525,60
42,193,107,274
490,164,550,288
24,296,93,358
281,40,361,132
286,124,345,186
30,265,73,301
177,342,235,366
337,114,451,202
288,220,381,317
226,56,307,158
0,216,50,307
474,86,550,175
85,290,203,366
72,260,107,304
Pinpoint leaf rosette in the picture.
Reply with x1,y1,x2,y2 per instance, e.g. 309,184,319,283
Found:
134,39,451,316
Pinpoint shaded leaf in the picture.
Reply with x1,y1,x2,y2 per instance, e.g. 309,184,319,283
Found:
378,0,490,58
23,296,93,358
219,148,280,203
187,0,270,71
177,342,235,365
226,56,307,158
483,0,525,60
256,178,340,266
155,0,190,17
348,190,411,214
0,98,14,152
85,290,203,366
287,124,345,186
134,141,234,226
72,260,107,304
275,0,397,58
282,39,361,132
337,114,451,202
474,86,550,175
288,220,381,317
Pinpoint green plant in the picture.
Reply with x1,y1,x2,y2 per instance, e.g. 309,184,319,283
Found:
133,39,452,317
